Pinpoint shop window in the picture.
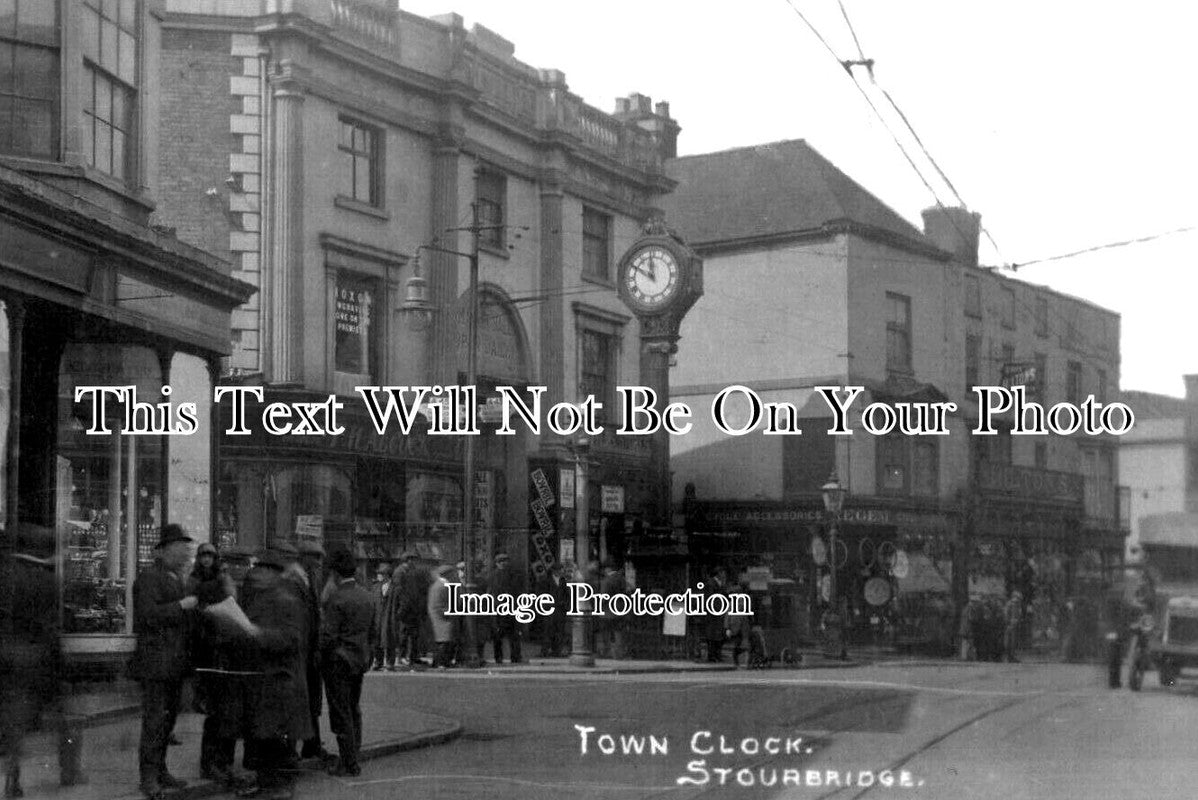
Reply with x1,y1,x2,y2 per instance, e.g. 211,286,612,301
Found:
337,116,381,207
404,471,461,563
582,206,612,281
264,463,351,549
0,0,59,159
885,292,912,376
477,168,506,250
81,0,137,181
57,342,162,635
334,271,378,380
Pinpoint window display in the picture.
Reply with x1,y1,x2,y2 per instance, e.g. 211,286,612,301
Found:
56,343,162,634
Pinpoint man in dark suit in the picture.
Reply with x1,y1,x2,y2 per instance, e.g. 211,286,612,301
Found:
296,540,329,763
244,549,312,800
320,548,377,776
489,553,523,664
131,524,197,799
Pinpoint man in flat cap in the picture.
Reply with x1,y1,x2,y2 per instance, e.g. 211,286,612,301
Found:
490,553,523,664
131,524,197,799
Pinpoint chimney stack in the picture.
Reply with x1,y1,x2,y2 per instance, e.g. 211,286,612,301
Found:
613,92,681,160
921,206,981,267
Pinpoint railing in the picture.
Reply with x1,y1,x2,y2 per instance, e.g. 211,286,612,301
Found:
329,0,398,49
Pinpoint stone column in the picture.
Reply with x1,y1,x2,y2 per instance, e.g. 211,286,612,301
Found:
539,170,565,406
270,81,305,384
428,131,462,385
640,336,677,526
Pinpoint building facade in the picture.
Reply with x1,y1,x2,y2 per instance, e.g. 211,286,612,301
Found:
152,1,678,587
1119,381,1198,576
662,140,1126,654
0,0,253,662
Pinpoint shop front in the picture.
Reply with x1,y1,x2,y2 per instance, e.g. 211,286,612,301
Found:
685,498,960,654
0,166,253,664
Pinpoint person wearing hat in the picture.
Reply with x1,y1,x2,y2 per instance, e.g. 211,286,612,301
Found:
294,540,330,764
370,563,394,670
241,548,312,800
393,552,431,668
222,546,255,599
319,549,376,776
427,565,459,668
1003,590,1024,663
131,524,197,799
490,553,523,664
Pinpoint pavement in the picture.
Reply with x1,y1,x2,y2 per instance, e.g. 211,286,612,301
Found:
9,689,460,800
6,649,1045,799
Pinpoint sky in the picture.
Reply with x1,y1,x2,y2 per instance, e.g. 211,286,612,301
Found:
404,1,1198,397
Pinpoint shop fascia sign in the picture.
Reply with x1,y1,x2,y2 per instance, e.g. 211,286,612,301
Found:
705,507,952,528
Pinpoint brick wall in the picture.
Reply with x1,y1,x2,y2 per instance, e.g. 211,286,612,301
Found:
155,28,263,374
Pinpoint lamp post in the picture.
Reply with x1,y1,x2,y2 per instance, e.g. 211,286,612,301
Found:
404,189,486,668
569,436,595,667
821,471,847,660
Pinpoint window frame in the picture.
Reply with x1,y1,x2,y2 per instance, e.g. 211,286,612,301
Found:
1066,360,1083,405
965,274,982,319
476,168,507,252
876,433,939,497
885,291,913,376
80,0,138,183
965,333,981,389
336,115,383,209
1034,295,1049,338
581,206,613,283
1001,286,1016,329
572,303,629,425
0,0,61,160
332,269,381,382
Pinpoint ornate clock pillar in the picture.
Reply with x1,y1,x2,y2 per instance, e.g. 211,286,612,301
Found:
616,220,703,527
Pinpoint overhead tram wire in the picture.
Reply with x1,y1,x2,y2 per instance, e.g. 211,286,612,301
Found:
831,0,1008,267
779,0,978,265
1008,226,1198,271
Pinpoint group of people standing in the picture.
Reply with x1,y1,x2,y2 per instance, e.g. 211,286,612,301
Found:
371,550,530,670
131,525,377,800
958,591,1024,662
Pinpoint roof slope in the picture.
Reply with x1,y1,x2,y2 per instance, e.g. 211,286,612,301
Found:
1121,390,1186,420
662,139,933,250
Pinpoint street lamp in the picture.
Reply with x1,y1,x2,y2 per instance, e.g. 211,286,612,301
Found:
821,471,847,660
569,436,595,667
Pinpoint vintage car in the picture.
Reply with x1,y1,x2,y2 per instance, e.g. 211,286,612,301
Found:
1152,595,1198,686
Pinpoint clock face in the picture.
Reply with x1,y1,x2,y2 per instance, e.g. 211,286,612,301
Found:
624,246,680,309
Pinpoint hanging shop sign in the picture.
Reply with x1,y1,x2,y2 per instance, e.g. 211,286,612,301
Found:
559,468,575,509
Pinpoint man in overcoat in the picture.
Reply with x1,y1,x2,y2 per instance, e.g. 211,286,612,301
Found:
131,524,197,799
296,541,329,762
489,553,523,664
243,550,312,800
428,565,457,668
320,549,376,776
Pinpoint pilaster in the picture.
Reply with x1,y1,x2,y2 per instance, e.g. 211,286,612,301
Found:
270,79,305,384
539,171,565,406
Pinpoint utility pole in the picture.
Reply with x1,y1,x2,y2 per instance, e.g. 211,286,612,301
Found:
459,177,482,668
